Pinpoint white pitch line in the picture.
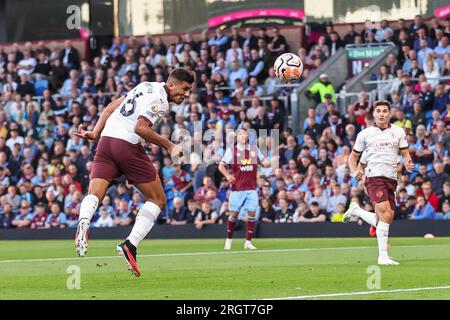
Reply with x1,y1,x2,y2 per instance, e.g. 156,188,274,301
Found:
260,285,450,300
0,244,446,264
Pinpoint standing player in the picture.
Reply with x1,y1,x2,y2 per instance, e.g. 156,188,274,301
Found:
74,68,193,276
219,128,269,250
344,100,414,265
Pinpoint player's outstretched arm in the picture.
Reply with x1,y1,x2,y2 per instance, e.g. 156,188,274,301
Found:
400,148,415,173
74,96,125,141
218,163,235,183
134,117,180,155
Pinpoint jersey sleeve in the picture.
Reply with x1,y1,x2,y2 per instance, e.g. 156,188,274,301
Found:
221,148,233,165
399,129,409,150
135,83,165,126
359,151,368,165
353,131,366,153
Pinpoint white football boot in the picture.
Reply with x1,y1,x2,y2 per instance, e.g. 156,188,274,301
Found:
224,238,233,250
378,256,400,266
343,201,360,223
244,240,257,250
75,218,90,257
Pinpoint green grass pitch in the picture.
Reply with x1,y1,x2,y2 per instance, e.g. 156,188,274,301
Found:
1,237,450,300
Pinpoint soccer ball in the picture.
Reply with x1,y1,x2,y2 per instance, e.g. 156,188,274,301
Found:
274,53,303,82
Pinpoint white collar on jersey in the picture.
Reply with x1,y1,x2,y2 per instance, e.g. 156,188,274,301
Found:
372,123,391,131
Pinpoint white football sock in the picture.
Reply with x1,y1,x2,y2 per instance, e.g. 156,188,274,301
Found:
78,194,99,221
376,221,390,259
127,201,161,248
353,207,377,227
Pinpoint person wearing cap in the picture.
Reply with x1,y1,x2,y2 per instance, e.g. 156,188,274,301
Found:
213,89,231,107
306,73,335,104
218,107,237,130
207,118,218,131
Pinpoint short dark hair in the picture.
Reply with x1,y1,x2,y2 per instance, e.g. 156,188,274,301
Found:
311,201,319,207
373,100,391,110
168,67,195,84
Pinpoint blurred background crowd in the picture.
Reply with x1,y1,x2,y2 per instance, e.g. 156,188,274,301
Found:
0,16,449,230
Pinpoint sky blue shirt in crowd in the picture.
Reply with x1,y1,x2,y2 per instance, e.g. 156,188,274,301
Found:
249,60,265,78
208,35,229,48
417,47,434,70
412,203,439,220
46,212,67,225
162,165,175,182
434,44,450,70
228,68,248,88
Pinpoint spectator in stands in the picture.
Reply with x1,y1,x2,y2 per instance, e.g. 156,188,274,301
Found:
306,73,335,104
268,27,287,56
45,202,67,228
330,203,345,222
0,202,14,228
226,40,243,66
244,77,264,97
29,202,47,229
394,109,413,133
228,27,244,48
343,24,359,45
259,198,276,223
59,40,80,70
328,32,344,56
171,163,193,201
275,198,294,223
17,47,36,77
430,161,450,196
326,184,347,215
433,35,449,70
228,61,248,89
94,207,114,227
410,195,441,220
194,201,218,230
243,27,258,50
386,53,401,75
423,55,440,88
264,67,282,96
208,29,229,52
247,49,266,83
417,39,434,70
109,37,127,56
167,197,187,225
297,201,327,223
375,20,394,43
114,200,133,226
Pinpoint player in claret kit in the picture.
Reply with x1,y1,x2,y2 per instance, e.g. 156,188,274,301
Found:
344,100,414,265
219,128,270,250
74,68,194,276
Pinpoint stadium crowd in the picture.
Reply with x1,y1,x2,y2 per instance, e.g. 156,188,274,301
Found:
0,17,449,230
